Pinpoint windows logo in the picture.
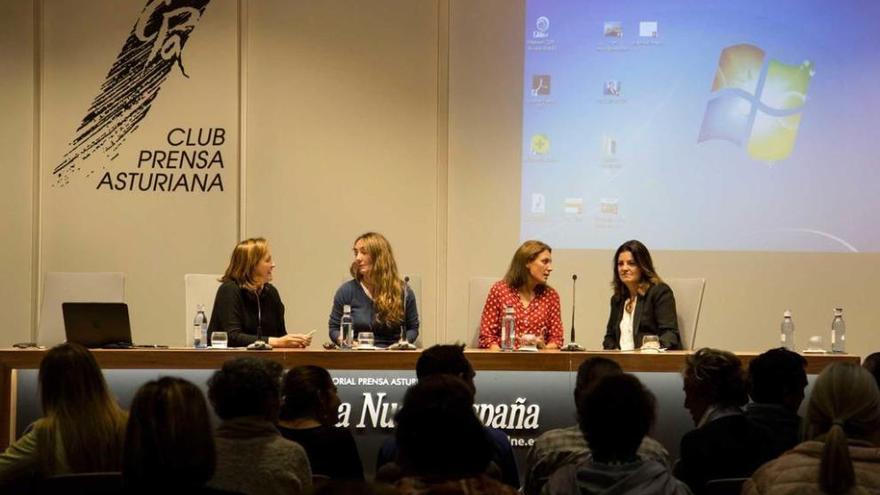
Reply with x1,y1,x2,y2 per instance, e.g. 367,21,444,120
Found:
698,44,814,162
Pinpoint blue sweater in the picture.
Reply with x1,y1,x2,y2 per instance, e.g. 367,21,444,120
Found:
328,279,419,347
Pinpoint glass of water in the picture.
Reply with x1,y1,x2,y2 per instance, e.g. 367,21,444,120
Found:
212,331,228,349
641,335,661,351
358,332,375,348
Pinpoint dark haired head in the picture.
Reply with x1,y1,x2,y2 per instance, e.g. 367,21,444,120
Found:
748,347,808,411
863,352,880,390
579,373,656,463
395,375,491,478
415,344,476,394
281,365,339,425
611,240,662,298
208,357,283,420
37,343,127,473
683,348,747,425
574,357,623,414
123,377,215,488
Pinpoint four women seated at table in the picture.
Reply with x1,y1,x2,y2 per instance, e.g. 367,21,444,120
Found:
209,233,680,350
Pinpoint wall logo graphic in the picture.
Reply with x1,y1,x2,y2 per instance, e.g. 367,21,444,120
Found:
54,0,211,187
698,43,814,162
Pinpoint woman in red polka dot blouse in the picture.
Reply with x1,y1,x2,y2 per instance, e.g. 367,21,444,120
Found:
478,240,564,350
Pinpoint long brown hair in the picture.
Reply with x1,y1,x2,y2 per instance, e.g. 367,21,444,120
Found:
350,232,404,325
611,239,663,298
220,237,270,291
503,240,552,291
35,343,127,474
123,377,215,488
807,362,880,494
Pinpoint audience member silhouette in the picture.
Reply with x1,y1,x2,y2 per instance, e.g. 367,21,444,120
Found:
745,348,808,457
375,344,519,488
123,377,239,494
0,343,126,488
206,357,312,495
277,365,364,481
674,348,774,494
543,373,690,495
524,357,670,495
744,362,880,494
392,374,518,495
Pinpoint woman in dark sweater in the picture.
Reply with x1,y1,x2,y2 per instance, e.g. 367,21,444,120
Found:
278,365,364,481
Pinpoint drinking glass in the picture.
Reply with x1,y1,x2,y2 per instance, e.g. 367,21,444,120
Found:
358,332,375,348
519,333,538,350
212,331,228,349
641,335,660,351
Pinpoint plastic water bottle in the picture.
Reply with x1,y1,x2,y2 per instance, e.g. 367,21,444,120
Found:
831,307,846,353
500,306,516,351
193,305,207,348
340,305,353,349
780,310,795,351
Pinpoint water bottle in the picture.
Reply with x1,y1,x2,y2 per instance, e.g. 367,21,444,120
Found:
780,310,795,351
340,305,354,349
193,305,207,348
831,307,846,353
500,306,516,351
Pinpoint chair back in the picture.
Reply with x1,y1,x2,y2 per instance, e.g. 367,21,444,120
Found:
664,277,706,350
704,477,747,495
184,274,221,345
403,274,422,346
467,277,497,348
38,272,125,347
34,471,123,495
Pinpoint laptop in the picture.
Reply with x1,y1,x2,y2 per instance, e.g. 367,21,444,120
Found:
62,302,134,349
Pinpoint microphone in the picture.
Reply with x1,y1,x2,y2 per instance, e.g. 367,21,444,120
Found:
389,276,416,350
561,274,584,351
248,288,273,350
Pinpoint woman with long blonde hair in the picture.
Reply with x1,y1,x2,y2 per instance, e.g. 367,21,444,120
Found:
0,343,127,482
208,237,312,348
328,232,419,348
744,362,880,494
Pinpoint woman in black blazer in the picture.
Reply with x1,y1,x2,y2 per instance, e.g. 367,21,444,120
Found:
602,240,681,350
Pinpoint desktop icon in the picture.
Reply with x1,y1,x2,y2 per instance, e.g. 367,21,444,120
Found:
531,75,551,96
602,135,617,157
531,193,546,214
534,16,550,38
564,198,584,215
639,21,658,37
604,21,623,38
603,80,621,97
530,134,551,156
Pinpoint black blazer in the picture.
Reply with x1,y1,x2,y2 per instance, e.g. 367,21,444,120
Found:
602,282,681,350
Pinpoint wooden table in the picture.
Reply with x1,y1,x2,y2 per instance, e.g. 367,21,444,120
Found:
0,348,858,449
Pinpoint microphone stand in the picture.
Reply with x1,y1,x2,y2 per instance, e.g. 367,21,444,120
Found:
389,276,417,350
561,274,584,351
248,287,273,350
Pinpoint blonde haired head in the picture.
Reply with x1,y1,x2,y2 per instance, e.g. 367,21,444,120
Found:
221,237,270,291
350,232,404,325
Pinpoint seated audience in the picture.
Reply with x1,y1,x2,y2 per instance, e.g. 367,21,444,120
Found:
393,374,518,495
543,373,690,495
863,351,880,389
0,343,126,486
375,344,520,488
277,365,364,480
745,348,808,457
524,357,670,495
207,357,312,495
674,348,775,494
744,362,880,495
123,377,238,494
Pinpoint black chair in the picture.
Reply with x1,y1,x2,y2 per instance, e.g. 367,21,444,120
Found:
704,477,747,495
32,471,123,495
